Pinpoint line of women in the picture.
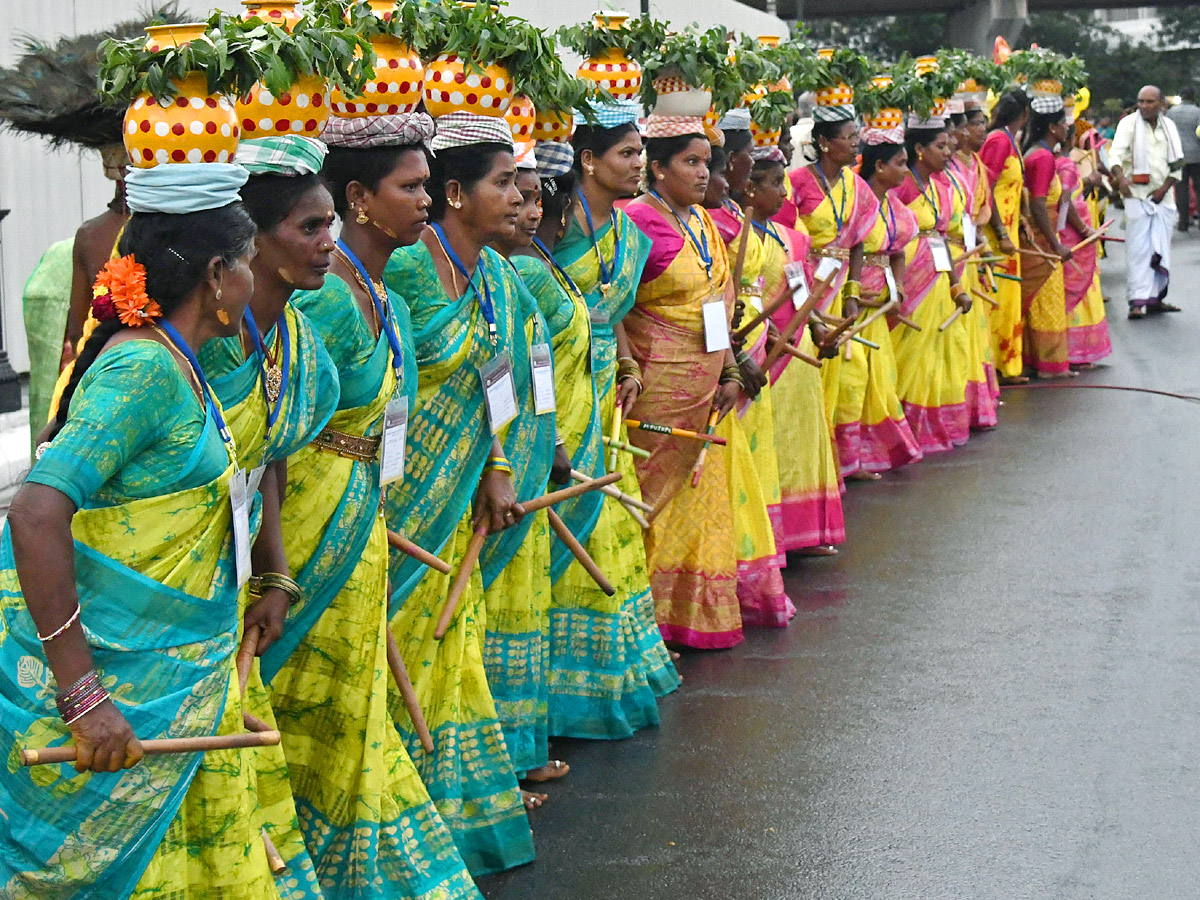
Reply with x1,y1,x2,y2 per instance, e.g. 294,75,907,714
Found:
0,36,1117,900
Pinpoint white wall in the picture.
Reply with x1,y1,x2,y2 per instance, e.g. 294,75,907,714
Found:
0,0,784,376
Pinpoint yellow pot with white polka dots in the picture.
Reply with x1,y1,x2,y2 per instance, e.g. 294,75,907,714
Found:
424,54,513,119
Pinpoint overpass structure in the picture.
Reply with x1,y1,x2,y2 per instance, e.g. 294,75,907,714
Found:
739,0,1193,54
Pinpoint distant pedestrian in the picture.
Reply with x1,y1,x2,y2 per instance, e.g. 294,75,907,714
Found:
1109,85,1184,318
1166,86,1200,230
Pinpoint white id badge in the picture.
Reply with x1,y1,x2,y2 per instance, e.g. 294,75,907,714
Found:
378,395,409,487
702,298,731,353
530,343,556,415
815,255,843,283
1056,200,1070,232
884,266,900,304
230,468,252,589
479,352,518,434
588,306,610,325
785,261,810,309
963,217,978,251
929,237,953,273
247,464,267,498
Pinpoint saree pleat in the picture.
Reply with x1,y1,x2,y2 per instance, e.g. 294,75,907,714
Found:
981,136,1025,378
513,255,659,739
1021,161,1070,377
762,224,846,550
1057,156,1112,365
383,245,533,877
267,277,480,900
624,202,741,650
0,359,275,900
891,176,971,454
556,213,680,697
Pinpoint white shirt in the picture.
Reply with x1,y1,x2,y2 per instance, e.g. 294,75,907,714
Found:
1109,112,1183,205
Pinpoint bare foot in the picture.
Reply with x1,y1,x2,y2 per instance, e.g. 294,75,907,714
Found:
670,650,682,661
847,471,882,481
523,760,570,783
795,545,838,557
521,789,547,810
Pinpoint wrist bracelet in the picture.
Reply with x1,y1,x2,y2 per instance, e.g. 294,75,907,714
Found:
484,456,514,476
249,572,303,606
843,280,862,299
38,604,81,643
56,669,111,724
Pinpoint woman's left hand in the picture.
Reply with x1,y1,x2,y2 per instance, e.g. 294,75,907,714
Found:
244,589,289,654
474,470,524,533
713,380,741,419
550,445,572,485
615,377,641,414
738,357,767,400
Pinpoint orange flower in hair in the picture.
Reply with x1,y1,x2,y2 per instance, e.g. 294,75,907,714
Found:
93,255,161,328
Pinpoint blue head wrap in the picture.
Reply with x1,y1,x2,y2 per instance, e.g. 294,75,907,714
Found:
125,163,249,214
574,98,642,130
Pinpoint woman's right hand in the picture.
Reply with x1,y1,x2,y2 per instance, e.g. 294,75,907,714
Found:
474,469,524,533
615,377,641,413
68,699,143,773
997,236,1017,256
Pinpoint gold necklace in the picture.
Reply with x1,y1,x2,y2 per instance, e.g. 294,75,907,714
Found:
333,246,384,336
430,230,462,297
262,326,283,404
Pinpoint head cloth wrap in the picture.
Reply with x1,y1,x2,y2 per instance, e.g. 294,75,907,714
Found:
535,140,574,178
643,115,706,139
125,163,248,214
514,140,537,169
321,112,436,149
718,108,752,130
750,145,786,165
813,103,857,123
235,135,327,176
906,112,946,129
1030,94,1065,115
862,126,906,145
574,99,642,130
427,111,514,152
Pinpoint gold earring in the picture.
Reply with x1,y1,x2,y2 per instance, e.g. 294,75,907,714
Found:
216,308,231,326
584,163,595,176
216,287,222,302
355,207,370,225
451,197,463,210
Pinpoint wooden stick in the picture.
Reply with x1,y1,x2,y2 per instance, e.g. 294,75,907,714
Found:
689,408,720,488
263,830,287,874
607,400,623,471
939,307,965,331
602,436,650,460
838,300,897,344
993,271,1022,283
971,288,1000,309
1099,235,1124,243
570,469,652,515
816,311,858,350
386,629,434,753
1069,220,1112,253
387,531,451,574
236,625,260,695
732,285,791,339
849,334,881,349
760,270,835,372
243,712,271,733
546,508,615,595
21,731,281,767
624,419,728,445
769,337,822,368
893,312,922,331
1019,246,1061,262
519,472,624,514
435,524,488,640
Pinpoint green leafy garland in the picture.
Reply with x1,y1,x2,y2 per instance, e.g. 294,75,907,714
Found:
775,39,823,96
812,48,873,94
708,31,777,115
1003,48,1088,94
639,25,732,109
98,7,372,105
935,48,1006,94
750,88,794,132
556,14,669,63
856,57,935,117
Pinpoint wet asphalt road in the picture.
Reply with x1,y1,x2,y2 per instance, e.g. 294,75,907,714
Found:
480,230,1200,900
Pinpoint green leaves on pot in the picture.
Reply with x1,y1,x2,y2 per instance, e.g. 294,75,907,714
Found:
556,15,669,62
1003,48,1089,94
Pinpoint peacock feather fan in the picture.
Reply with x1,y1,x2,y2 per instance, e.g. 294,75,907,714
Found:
0,3,189,149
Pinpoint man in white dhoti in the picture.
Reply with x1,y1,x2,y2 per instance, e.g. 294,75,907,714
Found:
1109,85,1184,319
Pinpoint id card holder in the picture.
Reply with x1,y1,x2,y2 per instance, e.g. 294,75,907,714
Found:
588,306,610,325
1056,199,1070,232
379,394,409,487
247,464,267,499
929,237,953,273
884,266,900,305
963,217,978,252
785,261,810,310
530,343,556,415
702,297,731,353
479,351,518,434
814,255,843,283
230,468,252,589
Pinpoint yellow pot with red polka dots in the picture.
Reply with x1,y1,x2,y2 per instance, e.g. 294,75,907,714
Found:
238,75,330,139
506,95,535,142
750,121,781,148
578,47,642,103
424,54,513,118
240,0,301,28
124,74,240,167
533,108,572,143
330,36,424,117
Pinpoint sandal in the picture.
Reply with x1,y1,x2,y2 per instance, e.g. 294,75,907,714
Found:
1128,306,1146,319
523,760,570,783
1150,301,1182,313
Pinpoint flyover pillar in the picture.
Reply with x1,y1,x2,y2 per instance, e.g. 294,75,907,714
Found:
947,0,1027,55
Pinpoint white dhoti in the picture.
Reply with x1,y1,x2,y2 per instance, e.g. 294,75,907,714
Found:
1125,198,1177,307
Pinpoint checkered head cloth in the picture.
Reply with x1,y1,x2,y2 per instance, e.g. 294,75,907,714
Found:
427,111,514,151
574,99,643,130
1030,94,1065,115
321,112,436,149
643,115,706,139
535,140,574,178
235,135,327,176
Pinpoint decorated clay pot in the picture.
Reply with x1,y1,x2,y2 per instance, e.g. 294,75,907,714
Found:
813,82,854,109
240,0,301,29
650,73,712,118
817,47,835,61
750,120,780,148
872,75,893,90
506,95,536,142
758,34,781,48
915,55,938,76
864,107,903,131
424,54,513,118
1031,78,1063,96
578,47,642,102
931,98,947,117
742,84,768,106
238,75,330,138
125,74,239,167
143,22,208,51
533,108,572,143
331,36,423,117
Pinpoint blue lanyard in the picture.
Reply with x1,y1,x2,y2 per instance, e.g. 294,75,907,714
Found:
945,167,966,203
241,307,289,433
812,164,848,233
576,188,620,294
429,223,497,347
909,166,941,222
336,238,405,381
752,218,787,251
157,319,235,455
880,198,898,247
650,190,713,279
532,236,584,300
